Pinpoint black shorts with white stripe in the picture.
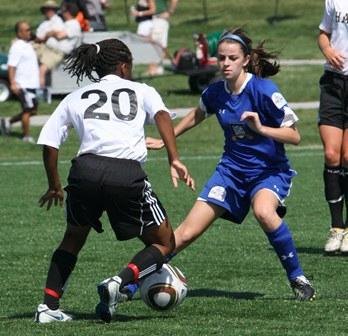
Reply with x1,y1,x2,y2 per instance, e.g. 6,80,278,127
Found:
18,88,38,112
65,153,167,240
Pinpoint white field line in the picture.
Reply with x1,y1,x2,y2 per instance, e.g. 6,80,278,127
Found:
0,145,323,167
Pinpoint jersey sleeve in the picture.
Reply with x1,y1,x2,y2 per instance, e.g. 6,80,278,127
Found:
199,86,215,118
7,43,21,68
37,97,72,148
143,85,175,124
319,0,333,33
261,80,299,128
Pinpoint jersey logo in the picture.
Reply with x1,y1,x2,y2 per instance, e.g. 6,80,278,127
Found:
230,123,255,141
271,92,287,109
208,186,226,202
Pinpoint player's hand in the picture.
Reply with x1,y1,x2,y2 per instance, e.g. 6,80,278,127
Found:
39,188,64,210
170,159,195,191
146,137,165,150
324,47,345,70
240,111,264,134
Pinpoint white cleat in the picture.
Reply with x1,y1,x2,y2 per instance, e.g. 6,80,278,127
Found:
95,276,128,323
324,228,344,253
34,304,72,323
340,229,348,253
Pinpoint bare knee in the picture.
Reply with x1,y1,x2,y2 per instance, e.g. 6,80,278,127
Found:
324,148,341,166
253,205,280,232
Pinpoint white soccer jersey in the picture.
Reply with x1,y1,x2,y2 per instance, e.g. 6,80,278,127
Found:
37,74,171,163
319,0,348,75
7,39,40,89
36,14,65,40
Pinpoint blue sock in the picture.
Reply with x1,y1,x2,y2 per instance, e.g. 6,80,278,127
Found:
265,221,303,281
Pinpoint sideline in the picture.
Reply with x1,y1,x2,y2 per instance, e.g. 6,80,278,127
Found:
0,144,322,167
22,101,319,127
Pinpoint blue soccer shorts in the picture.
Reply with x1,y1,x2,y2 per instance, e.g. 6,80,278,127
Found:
198,162,297,224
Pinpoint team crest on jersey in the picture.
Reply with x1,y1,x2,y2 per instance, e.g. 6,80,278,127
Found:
271,92,287,109
230,123,255,141
208,186,226,202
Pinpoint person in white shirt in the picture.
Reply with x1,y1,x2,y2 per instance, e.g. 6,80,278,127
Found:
317,0,348,254
0,21,39,143
35,0,65,43
35,2,82,87
34,38,195,324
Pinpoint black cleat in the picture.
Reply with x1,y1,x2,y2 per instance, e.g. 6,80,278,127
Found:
290,275,315,301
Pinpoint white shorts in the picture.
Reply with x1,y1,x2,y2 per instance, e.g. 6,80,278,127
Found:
151,17,169,48
136,19,153,37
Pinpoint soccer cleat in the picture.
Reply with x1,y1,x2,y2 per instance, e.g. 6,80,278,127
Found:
340,229,348,253
324,228,344,253
95,276,128,323
121,283,139,300
34,304,72,323
290,275,315,301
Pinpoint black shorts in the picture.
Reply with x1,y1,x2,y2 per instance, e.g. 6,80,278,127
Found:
18,88,38,112
318,71,348,129
64,154,167,240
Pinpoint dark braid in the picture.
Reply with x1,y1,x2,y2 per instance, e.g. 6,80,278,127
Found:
64,38,133,84
219,28,280,78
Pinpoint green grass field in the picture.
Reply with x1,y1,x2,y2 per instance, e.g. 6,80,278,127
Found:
2,0,346,335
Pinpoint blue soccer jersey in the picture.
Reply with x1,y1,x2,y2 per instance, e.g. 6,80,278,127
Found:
200,73,299,179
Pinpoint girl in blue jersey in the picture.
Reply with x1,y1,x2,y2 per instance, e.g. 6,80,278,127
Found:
147,28,315,300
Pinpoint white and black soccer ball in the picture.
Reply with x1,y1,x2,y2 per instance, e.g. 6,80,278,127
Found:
140,263,187,311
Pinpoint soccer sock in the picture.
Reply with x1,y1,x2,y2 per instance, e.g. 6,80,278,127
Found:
118,245,165,289
265,221,303,281
324,165,344,228
43,249,77,310
342,167,348,228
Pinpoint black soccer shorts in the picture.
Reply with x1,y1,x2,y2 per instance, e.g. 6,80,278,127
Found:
318,71,348,129
64,154,167,240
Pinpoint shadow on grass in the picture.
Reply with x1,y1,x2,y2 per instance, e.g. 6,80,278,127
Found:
188,288,263,300
266,15,299,25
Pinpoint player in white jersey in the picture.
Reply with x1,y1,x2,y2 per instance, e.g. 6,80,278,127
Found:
317,0,348,253
34,38,194,323
146,28,315,301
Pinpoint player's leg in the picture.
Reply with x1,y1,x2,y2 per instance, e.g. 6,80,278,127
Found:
319,125,345,252
251,189,314,301
339,128,348,252
35,224,91,323
174,200,224,254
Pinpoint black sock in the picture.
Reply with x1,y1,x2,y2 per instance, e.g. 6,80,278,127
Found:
324,165,344,228
118,245,165,288
342,167,348,228
43,249,77,310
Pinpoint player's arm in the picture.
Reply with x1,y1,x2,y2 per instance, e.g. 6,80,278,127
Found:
240,111,301,145
146,106,205,149
8,66,20,96
154,110,195,190
318,29,345,70
39,145,64,210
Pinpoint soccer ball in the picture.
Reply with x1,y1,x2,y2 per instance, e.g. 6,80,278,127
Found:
140,263,187,311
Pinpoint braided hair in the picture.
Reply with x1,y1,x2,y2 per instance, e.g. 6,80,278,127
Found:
218,28,280,78
64,38,133,83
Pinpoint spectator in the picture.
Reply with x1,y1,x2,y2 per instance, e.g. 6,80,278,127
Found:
0,21,39,143
85,0,109,31
147,0,178,76
317,0,348,253
130,0,156,38
35,2,82,87
35,1,65,43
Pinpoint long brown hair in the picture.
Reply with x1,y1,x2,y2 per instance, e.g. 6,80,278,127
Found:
218,28,280,77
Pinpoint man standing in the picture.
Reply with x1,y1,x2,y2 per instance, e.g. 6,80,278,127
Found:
147,0,178,76
0,21,40,143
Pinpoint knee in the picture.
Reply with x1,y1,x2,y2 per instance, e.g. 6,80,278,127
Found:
253,205,276,228
324,148,341,166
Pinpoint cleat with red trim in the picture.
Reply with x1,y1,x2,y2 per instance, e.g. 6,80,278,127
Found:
95,276,128,322
34,304,72,323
